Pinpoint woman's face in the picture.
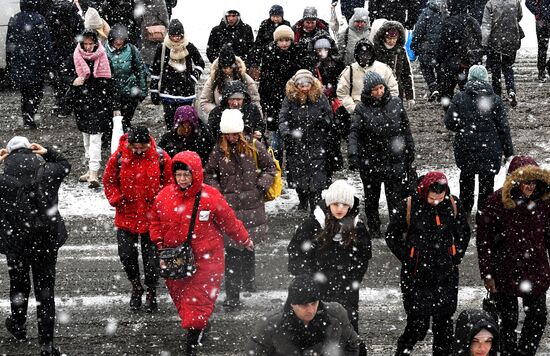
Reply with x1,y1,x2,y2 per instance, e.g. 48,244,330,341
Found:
427,191,446,206
297,82,312,94
384,36,398,48
370,84,385,100
176,122,193,137
169,34,183,43
470,336,493,356
113,38,124,50
221,66,233,76
330,203,350,219
224,133,240,144
174,169,193,189
277,38,292,50
83,37,96,53
520,180,537,198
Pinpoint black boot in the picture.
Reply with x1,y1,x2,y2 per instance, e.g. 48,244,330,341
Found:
129,279,144,311
185,328,204,356
40,345,60,356
5,316,27,341
144,287,158,313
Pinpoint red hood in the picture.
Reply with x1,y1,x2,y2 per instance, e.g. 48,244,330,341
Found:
508,155,539,174
172,151,204,196
417,171,450,200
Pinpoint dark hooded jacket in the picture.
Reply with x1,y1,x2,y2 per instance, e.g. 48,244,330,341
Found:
453,309,500,356
45,0,83,66
292,18,331,47
348,75,415,177
206,10,254,64
444,80,514,174
477,156,550,297
372,20,415,100
99,0,141,45
369,0,422,29
248,18,292,68
411,0,447,64
207,81,265,139
385,173,471,316
0,147,71,255
6,0,54,84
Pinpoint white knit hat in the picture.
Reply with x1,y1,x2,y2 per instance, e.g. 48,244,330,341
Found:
84,8,103,29
273,25,294,41
323,180,356,208
6,136,31,153
219,109,244,134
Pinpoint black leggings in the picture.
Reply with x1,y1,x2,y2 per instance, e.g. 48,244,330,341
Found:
7,250,58,346
396,313,454,356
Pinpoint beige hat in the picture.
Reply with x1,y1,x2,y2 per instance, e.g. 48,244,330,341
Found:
84,7,103,29
273,25,294,41
292,69,315,85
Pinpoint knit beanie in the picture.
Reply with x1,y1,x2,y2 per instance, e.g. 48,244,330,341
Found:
303,6,318,20
287,274,321,305
363,71,385,93
6,136,31,153
84,7,102,29
173,105,199,130
127,126,151,144
468,65,489,82
292,69,315,85
269,4,284,17
168,19,184,36
273,25,294,41
323,180,356,208
351,8,369,24
314,38,331,49
219,44,236,68
220,109,245,134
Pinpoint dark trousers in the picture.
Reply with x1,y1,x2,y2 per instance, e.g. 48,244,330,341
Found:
439,66,468,106
459,170,495,216
296,188,322,213
360,171,404,236
224,246,255,300
487,50,516,96
117,229,159,288
419,58,439,94
396,313,454,356
7,251,58,346
495,293,548,356
119,97,140,132
536,21,550,74
20,81,44,120
323,284,360,332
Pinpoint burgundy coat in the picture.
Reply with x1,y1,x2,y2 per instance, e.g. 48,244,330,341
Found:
477,156,550,297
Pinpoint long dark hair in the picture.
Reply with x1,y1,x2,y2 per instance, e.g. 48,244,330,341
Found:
212,64,245,94
315,211,357,248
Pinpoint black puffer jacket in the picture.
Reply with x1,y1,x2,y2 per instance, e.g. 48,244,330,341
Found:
370,0,422,29
411,0,447,64
444,80,514,173
158,124,215,165
308,34,345,100
0,147,71,255
206,11,254,63
45,1,83,66
438,13,482,73
453,309,500,355
248,18,291,68
99,0,141,45
348,78,415,177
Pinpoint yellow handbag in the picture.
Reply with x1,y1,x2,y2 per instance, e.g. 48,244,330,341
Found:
253,140,282,201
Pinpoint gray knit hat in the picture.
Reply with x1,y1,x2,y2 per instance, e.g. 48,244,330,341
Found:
303,6,318,20
468,65,489,82
323,180,356,208
363,71,385,93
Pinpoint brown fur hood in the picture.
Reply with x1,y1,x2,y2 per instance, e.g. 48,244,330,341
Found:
502,163,550,209
210,55,247,79
285,76,323,104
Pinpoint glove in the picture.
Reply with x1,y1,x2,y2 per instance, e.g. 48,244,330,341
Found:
151,92,160,105
407,100,416,110
348,156,360,171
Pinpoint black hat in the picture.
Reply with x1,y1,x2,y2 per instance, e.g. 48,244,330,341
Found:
127,126,150,144
219,44,236,68
287,274,321,305
269,4,284,17
168,19,184,36
172,161,191,173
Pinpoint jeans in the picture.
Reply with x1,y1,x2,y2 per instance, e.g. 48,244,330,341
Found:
7,250,58,346
459,170,495,216
487,50,516,95
269,130,284,165
82,132,103,171
396,313,454,356
117,229,159,288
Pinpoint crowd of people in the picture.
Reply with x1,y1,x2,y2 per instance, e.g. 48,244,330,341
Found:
1,0,550,355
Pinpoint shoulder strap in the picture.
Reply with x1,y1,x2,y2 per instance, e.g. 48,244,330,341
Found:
183,191,202,248
449,195,458,218
348,64,353,96
406,196,412,227
158,44,166,92
156,147,165,184
344,28,350,48
252,139,259,170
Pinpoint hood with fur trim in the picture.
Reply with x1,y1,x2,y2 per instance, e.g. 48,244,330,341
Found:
210,55,247,80
502,156,550,209
372,20,407,51
285,74,323,104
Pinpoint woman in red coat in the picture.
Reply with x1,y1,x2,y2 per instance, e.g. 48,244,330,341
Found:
149,150,253,355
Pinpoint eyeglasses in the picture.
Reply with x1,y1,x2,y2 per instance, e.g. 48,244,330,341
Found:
522,180,537,186
175,171,192,179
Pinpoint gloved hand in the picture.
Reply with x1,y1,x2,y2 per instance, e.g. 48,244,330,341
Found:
407,99,416,110
151,92,160,105
348,156,360,171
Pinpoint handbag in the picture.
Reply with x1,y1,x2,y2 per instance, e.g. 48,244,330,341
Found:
482,292,500,323
158,191,201,279
252,140,282,201
146,25,166,42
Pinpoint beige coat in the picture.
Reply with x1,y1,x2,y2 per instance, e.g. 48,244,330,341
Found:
336,61,399,114
199,56,261,115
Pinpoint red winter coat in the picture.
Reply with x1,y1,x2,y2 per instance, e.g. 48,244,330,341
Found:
149,150,249,329
103,134,173,234
477,156,550,297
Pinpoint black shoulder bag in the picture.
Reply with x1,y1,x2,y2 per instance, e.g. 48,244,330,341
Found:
158,191,201,279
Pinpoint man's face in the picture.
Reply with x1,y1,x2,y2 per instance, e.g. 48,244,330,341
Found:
291,300,319,324
354,20,366,31
113,38,124,50
303,19,317,33
356,50,373,67
270,15,283,24
226,12,238,26
427,191,446,206
128,143,150,156
370,84,385,100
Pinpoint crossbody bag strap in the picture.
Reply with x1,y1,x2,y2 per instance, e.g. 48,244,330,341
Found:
158,43,166,93
349,64,353,96
182,190,202,249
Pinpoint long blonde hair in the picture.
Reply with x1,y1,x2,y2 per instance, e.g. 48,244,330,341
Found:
218,132,256,159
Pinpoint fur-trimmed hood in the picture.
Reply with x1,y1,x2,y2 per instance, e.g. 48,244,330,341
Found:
285,75,323,104
502,156,550,209
210,55,247,80
372,19,407,50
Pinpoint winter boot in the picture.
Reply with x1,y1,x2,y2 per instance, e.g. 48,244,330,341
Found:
129,279,144,311
88,170,100,189
508,91,518,107
185,328,205,356
40,345,61,356
538,70,547,83
79,170,90,182
144,287,158,313
5,316,27,341
22,114,37,130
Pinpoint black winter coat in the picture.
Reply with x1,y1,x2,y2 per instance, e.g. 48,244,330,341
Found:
248,18,291,68
258,43,308,130
444,80,514,173
348,88,415,177
6,0,54,84
308,34,345,100
438,14,482,74
206,17,254,64
99,0,141,45
279,82,333,192
411,2,446,64
526,0,550,23
453,309,500,356
158,124,215,165
0,147,71,255
370,0,422,29
150,41,205,103
288,199,371,298
386,194,471,316
45,1,83,66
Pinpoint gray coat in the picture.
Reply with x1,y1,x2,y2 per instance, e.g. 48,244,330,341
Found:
247,302,360,356
337,9,371,65
204,140,275,245
481,0,523,55
140,0,169,65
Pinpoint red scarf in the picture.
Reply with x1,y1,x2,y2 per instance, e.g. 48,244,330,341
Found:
73,41,112,79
